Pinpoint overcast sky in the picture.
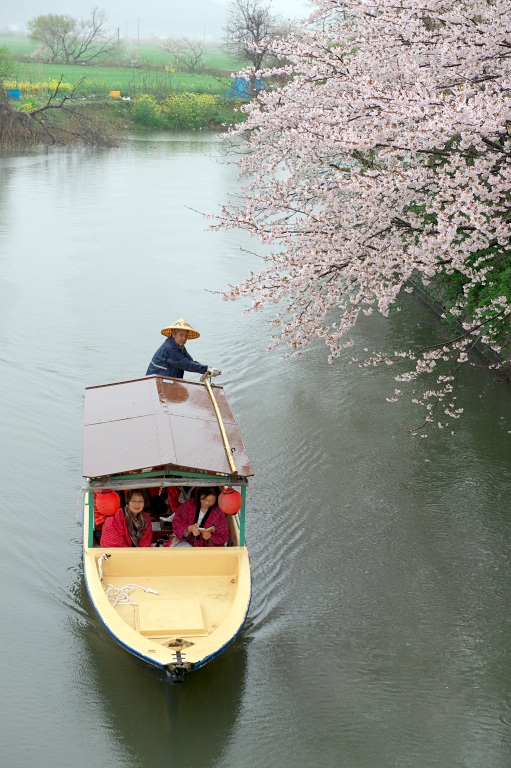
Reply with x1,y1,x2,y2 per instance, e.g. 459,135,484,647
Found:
3,0,314,40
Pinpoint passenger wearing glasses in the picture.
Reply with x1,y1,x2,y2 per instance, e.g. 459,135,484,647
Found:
100,489,153,548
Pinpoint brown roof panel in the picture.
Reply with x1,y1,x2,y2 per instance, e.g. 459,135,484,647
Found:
82,376,253,479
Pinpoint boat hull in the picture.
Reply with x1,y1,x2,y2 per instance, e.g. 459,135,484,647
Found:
84,545,251,680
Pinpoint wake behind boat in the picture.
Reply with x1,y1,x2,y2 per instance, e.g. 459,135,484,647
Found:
82,373,253,682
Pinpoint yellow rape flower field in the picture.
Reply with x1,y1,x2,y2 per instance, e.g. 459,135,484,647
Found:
4,80,74,95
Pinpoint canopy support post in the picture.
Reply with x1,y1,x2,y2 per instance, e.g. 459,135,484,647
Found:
239,485,247,546
86,491,95,548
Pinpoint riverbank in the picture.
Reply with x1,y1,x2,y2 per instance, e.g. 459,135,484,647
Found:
411,276,511,379
0,95,245,148
0,37,247,146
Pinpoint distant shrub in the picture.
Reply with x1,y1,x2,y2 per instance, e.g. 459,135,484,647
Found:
132,94,162,127
19,99,38,112
132,92,218,129
161,92,217,128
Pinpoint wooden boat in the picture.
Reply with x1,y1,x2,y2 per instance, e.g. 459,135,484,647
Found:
82,374,253,682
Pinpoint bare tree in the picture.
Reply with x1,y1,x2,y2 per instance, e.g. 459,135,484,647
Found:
161,38,206,73
27,7,117,65
223,0,282,71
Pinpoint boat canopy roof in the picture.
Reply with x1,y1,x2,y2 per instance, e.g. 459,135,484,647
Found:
83,375,253,480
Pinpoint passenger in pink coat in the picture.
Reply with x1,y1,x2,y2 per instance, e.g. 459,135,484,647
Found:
100,489,153,548
169,486,229,548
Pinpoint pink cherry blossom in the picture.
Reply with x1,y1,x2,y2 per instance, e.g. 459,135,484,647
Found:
213,0,511,430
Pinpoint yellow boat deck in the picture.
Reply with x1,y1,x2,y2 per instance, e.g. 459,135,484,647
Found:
109,573,237,640
84,547,250,669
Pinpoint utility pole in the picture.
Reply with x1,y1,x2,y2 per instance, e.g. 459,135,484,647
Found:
137,18,140,44
117,27,120,67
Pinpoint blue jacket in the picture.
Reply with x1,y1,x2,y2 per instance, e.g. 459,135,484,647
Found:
146,336,208,379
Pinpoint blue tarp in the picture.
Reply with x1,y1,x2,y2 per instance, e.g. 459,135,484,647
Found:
226,77,264,99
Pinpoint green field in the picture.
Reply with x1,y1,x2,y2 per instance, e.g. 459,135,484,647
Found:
134,42,243,70
1,36,246,99
11,62,232,98
0,36,36,56
0,36,245,72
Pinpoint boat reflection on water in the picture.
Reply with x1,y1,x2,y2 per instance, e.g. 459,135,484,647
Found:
70,577,249,767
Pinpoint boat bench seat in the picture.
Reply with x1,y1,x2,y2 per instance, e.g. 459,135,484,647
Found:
138,598,206,636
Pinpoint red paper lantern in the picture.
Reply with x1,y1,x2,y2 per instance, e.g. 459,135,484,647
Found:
218,487,242,515
95,490,120,517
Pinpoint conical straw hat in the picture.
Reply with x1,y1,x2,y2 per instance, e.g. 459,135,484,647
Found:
160,317,200,340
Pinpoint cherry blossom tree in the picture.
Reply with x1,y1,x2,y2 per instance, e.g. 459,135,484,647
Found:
215,0,511,431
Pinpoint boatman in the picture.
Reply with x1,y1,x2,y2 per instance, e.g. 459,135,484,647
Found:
146,317,222,380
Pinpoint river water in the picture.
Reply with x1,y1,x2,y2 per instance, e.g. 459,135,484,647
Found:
1,133,510,768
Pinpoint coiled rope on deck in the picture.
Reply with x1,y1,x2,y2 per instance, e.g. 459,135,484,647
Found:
97,554,159,606
105,583,159,607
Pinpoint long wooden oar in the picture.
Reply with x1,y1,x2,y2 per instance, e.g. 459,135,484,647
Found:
201,373,238,476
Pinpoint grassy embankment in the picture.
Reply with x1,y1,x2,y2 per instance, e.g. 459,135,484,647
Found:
0,36,248,131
